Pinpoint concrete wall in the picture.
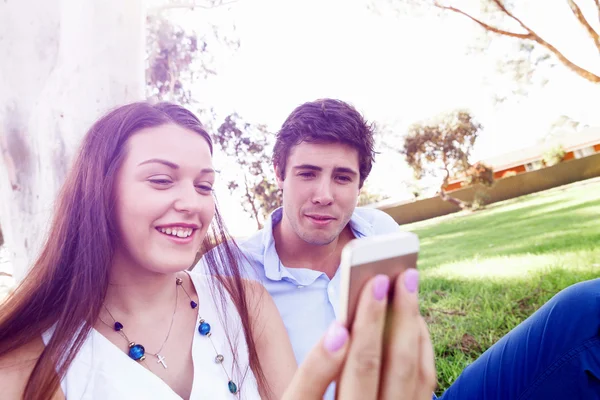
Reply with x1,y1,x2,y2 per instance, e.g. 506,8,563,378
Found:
380,152,600,225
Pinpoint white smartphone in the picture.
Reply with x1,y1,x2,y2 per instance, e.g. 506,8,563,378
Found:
339,230,420,329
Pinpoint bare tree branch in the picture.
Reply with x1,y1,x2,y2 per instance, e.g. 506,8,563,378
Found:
434,2,531,39
566,0,600,53
489,0,532,32
594,0,600,25
435,0,600,83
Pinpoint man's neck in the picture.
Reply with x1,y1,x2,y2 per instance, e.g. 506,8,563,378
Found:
273,216,355,279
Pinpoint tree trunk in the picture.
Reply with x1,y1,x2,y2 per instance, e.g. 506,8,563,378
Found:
439,188,469,210
243,175,263,230
0,0,145,281
439,166,470,209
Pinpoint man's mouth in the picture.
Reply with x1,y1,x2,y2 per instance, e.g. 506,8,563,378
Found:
305,214,336,224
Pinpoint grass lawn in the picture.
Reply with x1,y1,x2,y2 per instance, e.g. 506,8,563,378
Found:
403,178,600,396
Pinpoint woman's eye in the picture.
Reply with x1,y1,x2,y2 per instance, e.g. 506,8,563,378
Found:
148,177,174,187
148,179,173,185
196,184,213,193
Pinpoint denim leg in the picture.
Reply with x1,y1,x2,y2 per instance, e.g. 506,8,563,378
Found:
438,278,600,400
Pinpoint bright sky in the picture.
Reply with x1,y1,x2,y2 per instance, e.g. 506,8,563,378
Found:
157,0,600,236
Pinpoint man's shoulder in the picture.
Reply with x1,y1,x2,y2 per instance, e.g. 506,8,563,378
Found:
198,229,270,280
236,228,268,260
353,207,399,235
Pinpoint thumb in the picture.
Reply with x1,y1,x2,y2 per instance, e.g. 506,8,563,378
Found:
282,321,350,400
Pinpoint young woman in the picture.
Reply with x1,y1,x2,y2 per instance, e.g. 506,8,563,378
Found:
0,102,436,400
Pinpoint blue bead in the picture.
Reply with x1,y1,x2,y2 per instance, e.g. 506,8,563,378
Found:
114,322,123,331
198,322,211,336
228,380,238,394
190,300,198,309
128,344,145,361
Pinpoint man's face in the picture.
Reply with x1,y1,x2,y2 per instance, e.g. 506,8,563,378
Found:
277,141,361,245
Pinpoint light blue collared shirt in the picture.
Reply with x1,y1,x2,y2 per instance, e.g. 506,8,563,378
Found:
236,207,400,399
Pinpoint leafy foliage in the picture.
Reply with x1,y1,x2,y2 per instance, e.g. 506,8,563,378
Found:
214,114,281,229
543,145,567,167
145,8,278,227
146,14,204,104
464,162,494,187
401,109,485,208
358,188,390,206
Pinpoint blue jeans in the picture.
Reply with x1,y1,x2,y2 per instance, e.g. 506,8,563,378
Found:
437,278,600,400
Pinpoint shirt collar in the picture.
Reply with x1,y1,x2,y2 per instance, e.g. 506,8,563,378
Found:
261,208,290,281
261,207,375,281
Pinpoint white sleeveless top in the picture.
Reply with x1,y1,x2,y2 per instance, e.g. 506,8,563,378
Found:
42,272,261,400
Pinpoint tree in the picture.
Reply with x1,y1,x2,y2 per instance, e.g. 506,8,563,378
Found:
145,3,239,107
358,188,390,206
0,0,145,281
543,145,567,166
377,0,600,100
214,114,282,229
144,8,280,229
432,0,600,84
547,115,588,139
401,109,488,209
146,14,203,105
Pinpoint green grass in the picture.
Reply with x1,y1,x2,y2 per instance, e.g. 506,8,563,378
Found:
404,178,600,395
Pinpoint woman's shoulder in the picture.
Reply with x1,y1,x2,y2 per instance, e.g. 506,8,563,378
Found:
0,337,63,399
187,270,270,319
187,270,265,294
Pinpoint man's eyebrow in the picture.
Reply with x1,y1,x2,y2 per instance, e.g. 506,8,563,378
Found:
137,159,179,169
333,167,358,176
293,164,358,176
292,164,322,171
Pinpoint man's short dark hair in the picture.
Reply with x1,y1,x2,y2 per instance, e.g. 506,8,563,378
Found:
273,99,375,188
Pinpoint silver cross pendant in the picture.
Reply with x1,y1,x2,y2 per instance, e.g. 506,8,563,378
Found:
156,354,168,369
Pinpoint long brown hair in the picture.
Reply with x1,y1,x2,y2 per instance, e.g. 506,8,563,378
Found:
0,102,268,399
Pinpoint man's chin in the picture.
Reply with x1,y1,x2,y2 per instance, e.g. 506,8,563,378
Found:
300,230,338,246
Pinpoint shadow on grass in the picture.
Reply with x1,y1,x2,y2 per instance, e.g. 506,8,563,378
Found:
420,266,600,395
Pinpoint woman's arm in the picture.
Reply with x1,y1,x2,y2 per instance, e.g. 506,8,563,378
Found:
244,279,297,399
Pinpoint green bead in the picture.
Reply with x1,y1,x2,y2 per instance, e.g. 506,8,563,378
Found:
228,380,238,394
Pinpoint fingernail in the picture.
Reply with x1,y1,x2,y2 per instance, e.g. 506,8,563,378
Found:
323,321,349,353
404,269,419,293
373,274,390,301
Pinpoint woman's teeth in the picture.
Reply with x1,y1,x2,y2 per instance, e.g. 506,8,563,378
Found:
158,227,193,238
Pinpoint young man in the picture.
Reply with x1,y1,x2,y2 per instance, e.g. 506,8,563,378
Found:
226,99,600,399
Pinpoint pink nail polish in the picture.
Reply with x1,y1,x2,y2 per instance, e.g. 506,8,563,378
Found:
373,274,390,301
323,322,349,353
404,269,419,293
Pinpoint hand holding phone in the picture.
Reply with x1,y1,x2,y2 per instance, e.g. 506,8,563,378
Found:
282,260,436,400
339,231,420,329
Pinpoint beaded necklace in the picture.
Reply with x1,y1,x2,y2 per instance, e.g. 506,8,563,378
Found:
100,276,239,396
